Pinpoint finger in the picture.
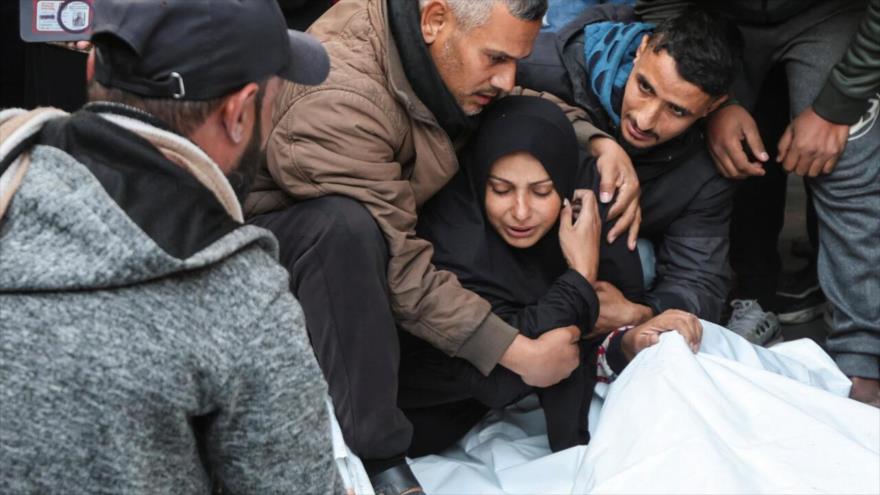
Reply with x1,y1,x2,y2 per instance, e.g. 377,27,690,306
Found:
560,198,573,227
793,151,814,177
627,206,641,251
712,147,738,178
807,157,825,178
598,164,618,204
607,182,639,219
692,317,703,349
572,188,591,203
685,315,702,351
742,123,770,163
608,200,638,244
776,126,793,164
729,137,767,177
575,190,598,226
781,143,801,174
821,156,838,175
671,321,697,350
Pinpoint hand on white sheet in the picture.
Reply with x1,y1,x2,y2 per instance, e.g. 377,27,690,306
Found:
559,192,600,283
501,326,580,388
622,310,702,361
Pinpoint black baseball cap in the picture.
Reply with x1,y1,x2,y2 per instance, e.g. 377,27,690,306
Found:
91,0,330,100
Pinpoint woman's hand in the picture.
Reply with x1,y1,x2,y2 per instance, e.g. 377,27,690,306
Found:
621,309,702,360
559,190,600,283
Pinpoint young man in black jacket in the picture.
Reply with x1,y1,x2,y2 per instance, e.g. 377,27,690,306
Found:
516,6,742,328
637,0,880,408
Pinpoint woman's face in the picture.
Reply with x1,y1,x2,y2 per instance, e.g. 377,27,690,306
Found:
485,151,562,249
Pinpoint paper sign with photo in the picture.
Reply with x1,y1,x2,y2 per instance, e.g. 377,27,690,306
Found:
20,0,93,42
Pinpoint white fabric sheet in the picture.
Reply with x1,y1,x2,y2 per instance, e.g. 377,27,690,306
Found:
332,321,880,494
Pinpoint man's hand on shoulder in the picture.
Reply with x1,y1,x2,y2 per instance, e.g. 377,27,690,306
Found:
589,136,642,251
499,327,580,388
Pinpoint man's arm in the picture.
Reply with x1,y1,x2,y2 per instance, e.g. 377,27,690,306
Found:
813,0,880,125
267,87,518,374
209,292,341,494
643,173,734,323
776,0,880,176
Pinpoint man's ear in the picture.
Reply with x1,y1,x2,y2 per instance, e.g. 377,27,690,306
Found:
634,34,650,61
86,49,96,82
705,94,730,116
421,0,450,45
220,83,259,145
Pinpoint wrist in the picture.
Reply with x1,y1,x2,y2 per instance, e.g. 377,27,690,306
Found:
589,136,614,156
630,304,653,325
499,334,532,376
573,263,598,284
621,329,637,362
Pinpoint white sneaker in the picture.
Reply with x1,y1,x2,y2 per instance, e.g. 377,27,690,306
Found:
726,299,782,346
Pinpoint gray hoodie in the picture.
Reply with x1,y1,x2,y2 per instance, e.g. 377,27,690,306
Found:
0,106,340,493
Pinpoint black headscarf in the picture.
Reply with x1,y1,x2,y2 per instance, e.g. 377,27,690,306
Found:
418,96,581,315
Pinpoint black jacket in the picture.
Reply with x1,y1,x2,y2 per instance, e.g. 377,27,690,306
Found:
516,5,734,322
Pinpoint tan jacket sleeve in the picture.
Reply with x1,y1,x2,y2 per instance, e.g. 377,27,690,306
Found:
512,86,612,149
267,87,517,375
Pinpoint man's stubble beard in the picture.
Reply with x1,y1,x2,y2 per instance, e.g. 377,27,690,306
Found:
228,86,266,204
439,36,484,117
228,125,264,204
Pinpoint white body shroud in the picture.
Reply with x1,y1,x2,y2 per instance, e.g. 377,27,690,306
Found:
333,320,880,494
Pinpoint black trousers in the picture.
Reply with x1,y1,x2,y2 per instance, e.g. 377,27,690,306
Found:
251,196,413,464
729,66,819,308
729,67,789,306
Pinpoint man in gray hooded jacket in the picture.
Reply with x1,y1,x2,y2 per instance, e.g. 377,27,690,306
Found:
0,0,341,492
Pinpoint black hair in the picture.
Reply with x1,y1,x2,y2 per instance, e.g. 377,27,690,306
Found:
647,10,744,98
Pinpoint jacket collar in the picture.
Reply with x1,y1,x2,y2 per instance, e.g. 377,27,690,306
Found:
373,0,437,125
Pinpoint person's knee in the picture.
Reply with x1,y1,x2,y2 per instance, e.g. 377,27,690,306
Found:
307,196,386,255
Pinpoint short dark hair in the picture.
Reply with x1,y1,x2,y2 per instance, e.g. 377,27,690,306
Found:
87,81,225,137
647,10,743,98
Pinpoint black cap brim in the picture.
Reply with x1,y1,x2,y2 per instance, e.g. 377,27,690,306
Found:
280,30,329,86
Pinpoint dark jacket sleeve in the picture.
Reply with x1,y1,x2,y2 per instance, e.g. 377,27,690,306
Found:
813,0,880,124
643,173,734,323
494,270,600,339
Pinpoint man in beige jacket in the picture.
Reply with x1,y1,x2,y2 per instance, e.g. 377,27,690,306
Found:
246,0,641,491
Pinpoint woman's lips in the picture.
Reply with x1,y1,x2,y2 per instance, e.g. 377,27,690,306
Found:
505,225,535,238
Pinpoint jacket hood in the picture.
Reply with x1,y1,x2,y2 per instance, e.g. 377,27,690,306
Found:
0,106,277,292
